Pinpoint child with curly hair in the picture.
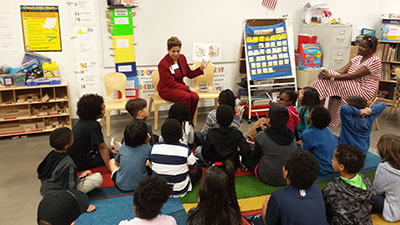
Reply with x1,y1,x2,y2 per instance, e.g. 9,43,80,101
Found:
323,144,376,225
373,134,400,222
119,175,176,225
278,89,299,132
67,94,114,171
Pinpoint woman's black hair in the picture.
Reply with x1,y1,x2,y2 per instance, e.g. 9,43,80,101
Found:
76,94,104,120
188,160,242,225
299,87,320,119
362,35,378,52
218,89,236,112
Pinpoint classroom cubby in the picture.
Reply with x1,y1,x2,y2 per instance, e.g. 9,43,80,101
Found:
0,82,72,137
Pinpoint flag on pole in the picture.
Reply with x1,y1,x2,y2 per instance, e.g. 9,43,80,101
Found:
262,0,277,10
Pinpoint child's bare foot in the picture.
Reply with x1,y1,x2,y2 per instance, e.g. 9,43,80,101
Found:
86,204,96,213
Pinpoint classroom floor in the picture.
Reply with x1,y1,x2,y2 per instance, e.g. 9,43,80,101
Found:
0,108,399,224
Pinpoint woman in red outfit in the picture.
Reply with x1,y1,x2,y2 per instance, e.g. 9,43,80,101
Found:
157,37,209,119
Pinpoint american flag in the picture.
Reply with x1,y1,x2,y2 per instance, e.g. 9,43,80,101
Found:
262,0,277,10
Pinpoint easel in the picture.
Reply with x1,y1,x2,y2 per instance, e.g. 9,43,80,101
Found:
237,18,297,123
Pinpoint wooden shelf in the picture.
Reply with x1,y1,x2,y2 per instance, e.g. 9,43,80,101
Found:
0,113,69,122
0,82,72,137
379,40,400,44
0,81,68,91
382,61,400,64
0,99,68,107
0,126,71,137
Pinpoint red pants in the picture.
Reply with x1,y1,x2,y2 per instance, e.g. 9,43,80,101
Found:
159,89,199,119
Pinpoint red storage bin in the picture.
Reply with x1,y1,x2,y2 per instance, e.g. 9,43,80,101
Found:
241,102,269,118
298,34,317,50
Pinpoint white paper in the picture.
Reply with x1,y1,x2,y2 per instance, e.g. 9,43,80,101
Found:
192,43,221,61
116,39,130,48
118,65,132,72
73,26,97,54
0,10,18,53
126,80,136,89
72,0,96,25
115,9,128,16
43,18,57,29
114,17,129,25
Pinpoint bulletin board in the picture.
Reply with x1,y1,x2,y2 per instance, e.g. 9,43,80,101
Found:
20,5,62,52
244,22,292,80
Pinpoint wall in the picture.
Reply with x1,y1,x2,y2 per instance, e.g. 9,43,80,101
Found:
0,0,398,118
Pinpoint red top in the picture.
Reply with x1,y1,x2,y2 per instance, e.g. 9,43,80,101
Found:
157,54,203,93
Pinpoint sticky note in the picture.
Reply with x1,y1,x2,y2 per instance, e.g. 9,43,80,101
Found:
273,61,278,66
272,48,277,54
256,56,261,61
268,67,274,73
260,49,265,55
270,35,276,41
259,36,265,42
261,56,266,61
246,37,252,43
265,42,270,48
283,46,288,52
265,36,270,41
249,57,255,62
266,48,272,54
282,33,287,39
262,62,267,67
257,68,262,74
256,63,261,68
279,60,284,65
283,40,288,45
284,59,290,64
277,41,282,46
254,50,260,55
268,61,273,66
276,34,281,40
251,63,256,68
263,68,268,73
253,36,259,42
248,50,254,56
277,47,282,53
271,42,276,47
259,43,265,48
251,70,256,75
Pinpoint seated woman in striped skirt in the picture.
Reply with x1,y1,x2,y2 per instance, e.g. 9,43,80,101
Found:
310,35,381,127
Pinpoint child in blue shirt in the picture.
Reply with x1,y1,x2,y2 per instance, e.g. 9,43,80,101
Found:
339,96,386,154
301,105,336,175
251,150,329,225
108,120,152,192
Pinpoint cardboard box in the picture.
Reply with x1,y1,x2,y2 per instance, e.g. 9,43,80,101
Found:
350,46,359,59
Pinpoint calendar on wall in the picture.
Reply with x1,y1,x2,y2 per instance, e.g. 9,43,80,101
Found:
244,22,292,80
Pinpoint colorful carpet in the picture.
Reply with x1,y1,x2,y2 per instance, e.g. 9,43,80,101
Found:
75,152,381,224
180,152,381,217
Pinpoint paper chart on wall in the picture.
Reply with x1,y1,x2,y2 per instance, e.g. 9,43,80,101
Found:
0,10,19,53
192,43,221,61
73,26,97,54
72,0,96,26
75,57,101,96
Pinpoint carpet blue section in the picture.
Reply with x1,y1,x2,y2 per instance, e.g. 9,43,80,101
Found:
76,195,185,225
87,186,131,199
315,152,381,183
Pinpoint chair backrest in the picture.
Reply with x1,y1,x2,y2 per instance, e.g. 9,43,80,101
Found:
103,72,126,101
192,62,215,89
395,68,400,91
151,70,160,95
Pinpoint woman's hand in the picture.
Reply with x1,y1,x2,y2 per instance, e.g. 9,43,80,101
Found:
200,60,210,70
319,70,331,80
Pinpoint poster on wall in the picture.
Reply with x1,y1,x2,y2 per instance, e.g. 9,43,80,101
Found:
192,43,221,61
245,22,292,80
20,5,62,52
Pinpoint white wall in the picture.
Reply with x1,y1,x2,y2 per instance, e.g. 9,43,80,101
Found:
0,0,399,118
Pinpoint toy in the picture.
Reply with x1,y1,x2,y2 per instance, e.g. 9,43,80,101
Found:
42,61,59,77
297,43,322,69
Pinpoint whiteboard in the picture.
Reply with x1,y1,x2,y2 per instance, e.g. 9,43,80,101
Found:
100,0,269,67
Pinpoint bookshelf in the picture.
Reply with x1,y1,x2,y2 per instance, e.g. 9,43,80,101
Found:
375,41,399,105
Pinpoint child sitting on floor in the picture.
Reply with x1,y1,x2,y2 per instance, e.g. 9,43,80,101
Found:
119,175,177,225
196,105,251,169
188,160,249,225
125,98,157,145
301,105,336,175
323,144,376,225
373,134,400,222
295,86,320,139
339,96,386,154
278,89,299,133
67,94,114,170
37,189,91,225
160,102,194,146
251,150,329,225
150,119,202,197
196,89,240,145
108,120,152,192
37,128,102,212
244,103,297,186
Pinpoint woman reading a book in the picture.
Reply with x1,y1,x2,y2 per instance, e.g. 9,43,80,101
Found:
310,35,381,126
157,36,209,119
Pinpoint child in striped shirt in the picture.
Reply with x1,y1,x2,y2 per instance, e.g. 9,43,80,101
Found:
150,119,202,197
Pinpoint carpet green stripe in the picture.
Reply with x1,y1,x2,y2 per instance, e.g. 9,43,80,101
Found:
180,171,376,204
